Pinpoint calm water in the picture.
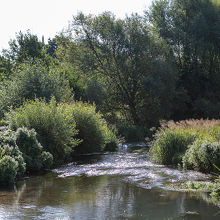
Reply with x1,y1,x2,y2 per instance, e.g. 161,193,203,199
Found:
0,149,219,220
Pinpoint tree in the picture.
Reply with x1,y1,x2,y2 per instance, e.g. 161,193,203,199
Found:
2,31,50,66
63,12,178,125
0,56,12,81
149,0,220,119
0,61,73,117
46,37,58,58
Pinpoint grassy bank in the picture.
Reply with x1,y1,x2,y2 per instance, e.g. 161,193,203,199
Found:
150,119,220,204
150,119,220,171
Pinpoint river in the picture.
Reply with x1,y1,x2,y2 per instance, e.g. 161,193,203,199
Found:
0,147,219,219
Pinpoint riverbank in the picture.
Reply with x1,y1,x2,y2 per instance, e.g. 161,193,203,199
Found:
149,119,220,205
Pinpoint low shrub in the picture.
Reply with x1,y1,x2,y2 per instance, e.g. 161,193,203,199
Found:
103,128,119,152
183,139,220,173
151,129,197,165
7,98,79,164
0,155,18,186
0,129,26,185
150,120,220,171
60,102,119,154
15,127,53,171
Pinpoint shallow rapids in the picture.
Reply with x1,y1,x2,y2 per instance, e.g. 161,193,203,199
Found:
0,149,219,220
54,151,209,190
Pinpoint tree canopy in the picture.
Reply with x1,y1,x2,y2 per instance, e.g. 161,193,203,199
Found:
0,0,220,129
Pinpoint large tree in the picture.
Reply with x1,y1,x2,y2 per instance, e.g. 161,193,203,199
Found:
60,12,178,125
149,0,220,119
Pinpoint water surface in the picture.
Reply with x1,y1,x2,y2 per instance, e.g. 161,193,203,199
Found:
0,150,219,219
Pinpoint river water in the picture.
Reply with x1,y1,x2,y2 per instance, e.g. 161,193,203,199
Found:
0,148,219,219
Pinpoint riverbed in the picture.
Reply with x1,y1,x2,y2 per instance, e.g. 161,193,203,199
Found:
0,149,219,219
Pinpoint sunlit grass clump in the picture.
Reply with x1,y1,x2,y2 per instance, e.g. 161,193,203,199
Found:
150,119,220,173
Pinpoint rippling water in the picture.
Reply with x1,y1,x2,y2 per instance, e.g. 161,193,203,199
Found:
54,152,209,189
0,150,219,219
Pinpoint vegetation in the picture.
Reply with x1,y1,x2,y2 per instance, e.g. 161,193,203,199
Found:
0,62,73,117
0,0,220,186
183,140,220,173
57,102,118,154
0,129,25,185
166,179,220,206
7,98,79,164
151,120,220,173
151,128,198,165
0,127,54,185
15,127,53,172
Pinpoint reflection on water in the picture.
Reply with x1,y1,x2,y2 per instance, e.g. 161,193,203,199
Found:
0,152,219,219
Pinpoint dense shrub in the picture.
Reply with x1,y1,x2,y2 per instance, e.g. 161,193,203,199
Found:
0,129,26,185
60,102,119,154
0,62,73,118
15,127,53,171
151,120,220,172
103,128,119,152
0,156,18,185
151,129,198,165
7,98,79,164
183,139,220,173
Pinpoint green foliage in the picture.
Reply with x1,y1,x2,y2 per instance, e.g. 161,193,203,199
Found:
0,56,12,81
181,179,220,206
0,130,26,177
15,127,53,171
60,102,119,154
151,120,220,173
151,129,197,165
149,0,220,120
0,155,18,186
117,125,147,142
103,127,119,152
7,98,79,164
0,129,26,186
40,151,53,169
2,31,48,65
0,62,73,118
63,12,179,126
183,139,220,173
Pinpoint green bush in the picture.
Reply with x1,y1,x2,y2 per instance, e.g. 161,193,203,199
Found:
183,139,220,173
0,130,26,177
0,62,73,118
103,128,119,152
40,151,53,169
151,120,220,174
7,98,79,164
0,129,26,186
15,127,53,171
0,156,18,186
151,129,198,165
61,102,119,154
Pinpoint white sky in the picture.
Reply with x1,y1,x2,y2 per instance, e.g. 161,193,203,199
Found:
0,0,152,50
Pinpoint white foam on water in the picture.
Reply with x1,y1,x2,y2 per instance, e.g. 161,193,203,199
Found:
53,152,210,190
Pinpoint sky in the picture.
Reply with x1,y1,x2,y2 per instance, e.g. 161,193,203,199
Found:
0,0,152,50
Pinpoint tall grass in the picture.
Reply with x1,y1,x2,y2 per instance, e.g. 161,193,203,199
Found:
150,119,220,171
